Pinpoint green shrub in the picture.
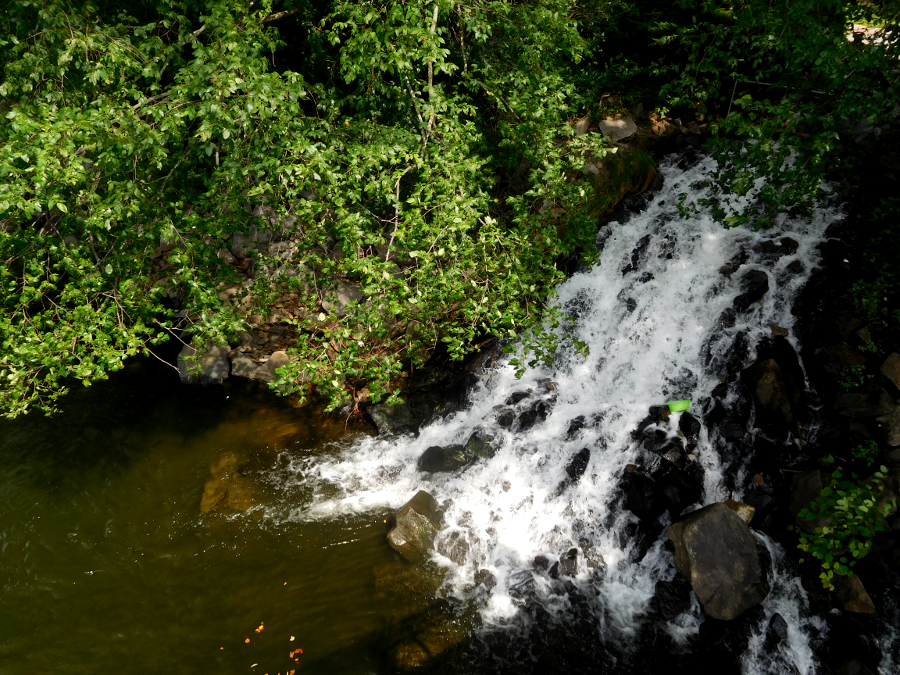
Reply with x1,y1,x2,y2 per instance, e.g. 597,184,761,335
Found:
794,466,896,590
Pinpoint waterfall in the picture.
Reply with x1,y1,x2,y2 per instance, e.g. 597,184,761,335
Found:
272,153,844,672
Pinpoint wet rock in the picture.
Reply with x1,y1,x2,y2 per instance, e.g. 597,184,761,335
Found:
584,548,606,571
368,401,423,435
387,490,442,562
764,612,789,650
655,579,691,620
667,502,770,621
558,548,578,576
623,472,666,522
516,400,549,431
834,388,895,418
464,429,501,459
780,237,800,254
724,499,755,525
508,569,535,599
679,412,702,442
622,234,652,275
653,460,702,515
789,470,830,533
436,529,469,565
565,448,591,483
474,568,496,590
495,407,516,429
833,574,877,614
770,324,790,337
417,445,468,473
733,269,770,311
743,358,800,431
880,353,900,392
787,259,804,274
505,390,531,405
721,418,745,441
533,555,550,572
565,416,587,438
200,452,253,513
178,343,230,385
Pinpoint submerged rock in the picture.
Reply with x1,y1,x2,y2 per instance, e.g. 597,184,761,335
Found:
565,448,591,483
387,490,443,562
200,452,253,513
733,269,770,311
667,502,770,621
474,568,496,590
436,529,470,565
417,445,468,473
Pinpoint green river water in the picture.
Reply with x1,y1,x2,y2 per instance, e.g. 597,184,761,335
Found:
0,355,432,675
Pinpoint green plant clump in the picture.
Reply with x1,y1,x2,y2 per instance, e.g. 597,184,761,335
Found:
852,441,880,467
795,466,896,590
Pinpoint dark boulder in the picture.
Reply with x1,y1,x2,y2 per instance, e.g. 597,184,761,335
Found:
495,407,516,428
833,574,877,614
763,612,789,650
743,358,800,431
566,416,587,439
734,269,770,311
565,448,591,483
417,445,469,473
474,569,496,591
368,401,423,435
679,412,702,442
834,388,895,419
505,390,531,405
655,579,692,620
667,502,770,621
653,460,702,515
387,490,443,562
623,472,666,522
533,555,550,572
464,429,501,459
558,548,578,577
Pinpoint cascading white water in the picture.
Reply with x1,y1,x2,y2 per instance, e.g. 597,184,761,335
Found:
273,154,845,673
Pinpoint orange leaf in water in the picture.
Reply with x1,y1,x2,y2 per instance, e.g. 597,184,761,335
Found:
245,638,251,644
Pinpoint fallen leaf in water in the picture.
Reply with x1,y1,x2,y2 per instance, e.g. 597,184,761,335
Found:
298,649,303,654
289,636,295,642
220,647,224,650
251,664,258,668
255,623,264,633
283,582,287,586
245,638,251,644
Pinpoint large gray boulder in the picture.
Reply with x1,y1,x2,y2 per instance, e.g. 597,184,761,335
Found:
321,279,364,318
597,116,637,142
667,502,770,620
178,343,230,385
387,490,442,562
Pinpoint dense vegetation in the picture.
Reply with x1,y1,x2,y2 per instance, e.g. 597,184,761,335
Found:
1,0,898,417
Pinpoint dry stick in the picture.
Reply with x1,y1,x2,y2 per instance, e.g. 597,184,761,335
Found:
387,164,414,262
144,345,181,373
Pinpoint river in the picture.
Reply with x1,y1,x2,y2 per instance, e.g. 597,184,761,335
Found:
1,154,889,674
